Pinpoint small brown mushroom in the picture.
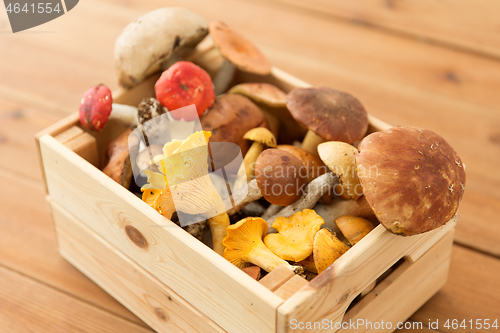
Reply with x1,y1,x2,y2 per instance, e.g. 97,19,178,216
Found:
356,126,466,236
200,94,269,168
233,127,276,190
286,87,369,157
102,127,138,189
277,145,328,183
255,149,307,206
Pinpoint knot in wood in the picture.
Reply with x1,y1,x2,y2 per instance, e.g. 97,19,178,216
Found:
125,225,148,249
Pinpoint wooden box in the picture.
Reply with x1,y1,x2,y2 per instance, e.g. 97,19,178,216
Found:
36,68,456,333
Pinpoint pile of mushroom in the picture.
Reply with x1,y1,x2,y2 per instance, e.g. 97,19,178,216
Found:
77,7,466,280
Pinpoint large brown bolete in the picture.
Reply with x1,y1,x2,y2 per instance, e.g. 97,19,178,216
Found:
356,126,466,236
286,87,369,157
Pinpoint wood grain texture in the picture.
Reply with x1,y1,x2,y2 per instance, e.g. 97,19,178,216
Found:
51,200,225,333
338,231,454,333
0,169,146,327
39,135,283,333
277,221,456,333
269,0,500,59
0,265,152,333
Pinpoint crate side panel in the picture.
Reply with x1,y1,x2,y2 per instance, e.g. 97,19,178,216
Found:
52,200,226,333
39,135,281,333
277,221,455,333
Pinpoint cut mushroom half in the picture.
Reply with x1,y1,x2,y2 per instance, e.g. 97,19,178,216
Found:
286,87,369,157
209,21,272,94
115,7,209,87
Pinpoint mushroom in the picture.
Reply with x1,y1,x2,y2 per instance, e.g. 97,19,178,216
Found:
314,197,374,231
209,21,272,94
229,83,286,108
335,215,374,246
142,131,230,255
155,61,215,121
355,126,466,236
224,179,262,215
233,127,277,191
313,228,349,275
318,141,362,200
102,127,137,189
222,217,302,273
264,209,324,262
255,149,307,206
200,94,269,168
114,7,208,87
276,145,328,183
286,87,369,157
79,84,138,131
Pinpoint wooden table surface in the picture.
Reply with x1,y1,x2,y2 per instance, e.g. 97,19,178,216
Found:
1,0,499,332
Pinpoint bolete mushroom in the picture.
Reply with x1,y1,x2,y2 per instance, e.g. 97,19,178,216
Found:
233,127,277,191
318,141,362,200
255,149,307,206
313,228,350,274
335,215,374,246
79,84,138,131
209,21,271,94
286,87,369,157
155,61,215,121
200,94,269,168
114,7,208,87
264,209,324,262
355,126,466,236
229,83,287,108
222,217,302,273
102,127,137,189
277,145,327,183
142,131,230,255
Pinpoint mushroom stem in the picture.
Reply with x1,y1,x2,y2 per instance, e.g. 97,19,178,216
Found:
233,141,264,190
213,59,237,95
208,213,230,256
225,179,262,215
261,204,283,220
109,103,138,126
266,172,338,231
301,130,325,157
316,197,375,231
249,244,294,273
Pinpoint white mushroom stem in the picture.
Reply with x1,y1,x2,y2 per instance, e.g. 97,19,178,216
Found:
233,141,265,191
261,204,283,220
213,59,237,95
266,172,338,232
109,103,138,127
225,179,262,215
301,130,325,158
316,196,374,231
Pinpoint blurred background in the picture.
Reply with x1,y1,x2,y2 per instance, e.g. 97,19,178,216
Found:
0,0,499,332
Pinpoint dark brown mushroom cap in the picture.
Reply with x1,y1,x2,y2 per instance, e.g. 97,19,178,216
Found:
209,21,271,75
286,87,369,143
356,126,466,236
200,94,269,166
255,149,307,206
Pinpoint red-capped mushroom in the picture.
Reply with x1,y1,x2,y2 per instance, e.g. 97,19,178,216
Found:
155,61,215,121
79,84,138,131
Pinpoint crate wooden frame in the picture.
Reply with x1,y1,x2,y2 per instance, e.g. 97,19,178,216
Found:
37,67,456,333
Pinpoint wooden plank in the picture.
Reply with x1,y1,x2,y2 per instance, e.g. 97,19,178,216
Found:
338,231,454,333
276,221,456,333
51,200,225,333
259,265,296,292
410,245,500,333
39,134,283,333
0,169,147,327
0,97,62,182
274,275,309,301
269,0,500,59
0,265,152,333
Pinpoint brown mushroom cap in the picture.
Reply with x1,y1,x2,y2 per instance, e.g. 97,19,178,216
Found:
277,145,327,183
286,87,369,143
229,83,286,107
255,149,307,206
200,94,269,166
209,21,271,75
356,126,466,236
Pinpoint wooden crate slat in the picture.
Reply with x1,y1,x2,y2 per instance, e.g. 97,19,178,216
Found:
39,134,283,333
277,220,456,333
51,199,226,333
